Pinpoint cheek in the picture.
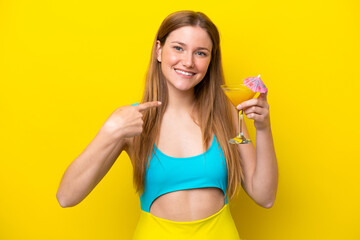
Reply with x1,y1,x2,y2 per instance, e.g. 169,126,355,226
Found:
199,59,211,72
168,55,179,64
162,50,178,65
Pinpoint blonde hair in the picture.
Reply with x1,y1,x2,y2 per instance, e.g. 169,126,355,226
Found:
131,10,244,202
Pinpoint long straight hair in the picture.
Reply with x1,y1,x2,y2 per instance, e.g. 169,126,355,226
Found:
131,10,244,202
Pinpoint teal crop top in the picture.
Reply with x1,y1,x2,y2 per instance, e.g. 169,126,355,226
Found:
139,134,229,212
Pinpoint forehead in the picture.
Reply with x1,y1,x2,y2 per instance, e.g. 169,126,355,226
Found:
165,26,212,50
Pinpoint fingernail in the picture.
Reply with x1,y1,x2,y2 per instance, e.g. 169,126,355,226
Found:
237,104,242,110
157,101,162,105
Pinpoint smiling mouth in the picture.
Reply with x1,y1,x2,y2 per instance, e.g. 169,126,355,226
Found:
174,69,196,76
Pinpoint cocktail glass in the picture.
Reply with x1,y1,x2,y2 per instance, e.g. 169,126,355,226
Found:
221,83,256,144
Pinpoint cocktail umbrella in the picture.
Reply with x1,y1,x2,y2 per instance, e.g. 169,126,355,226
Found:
243,75,268,93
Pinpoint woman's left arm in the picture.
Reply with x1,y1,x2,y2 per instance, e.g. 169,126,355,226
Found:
236,91,278,208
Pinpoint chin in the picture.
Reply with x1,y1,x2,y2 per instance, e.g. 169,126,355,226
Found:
173,84,195,92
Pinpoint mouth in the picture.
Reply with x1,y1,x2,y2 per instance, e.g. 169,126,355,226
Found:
174,68,196,77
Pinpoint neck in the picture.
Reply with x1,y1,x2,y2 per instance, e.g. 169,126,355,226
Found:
166,85,196,115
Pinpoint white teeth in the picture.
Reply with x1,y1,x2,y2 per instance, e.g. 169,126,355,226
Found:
175,69,195,76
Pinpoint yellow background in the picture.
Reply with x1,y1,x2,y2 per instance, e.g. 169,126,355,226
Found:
1,0,359,239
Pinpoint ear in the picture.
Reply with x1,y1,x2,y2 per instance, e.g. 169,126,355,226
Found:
156,40,162,62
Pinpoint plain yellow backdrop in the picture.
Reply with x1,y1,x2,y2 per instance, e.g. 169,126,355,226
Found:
1,0,359,239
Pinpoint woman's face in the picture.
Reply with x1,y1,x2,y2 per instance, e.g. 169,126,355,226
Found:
156,26,212,93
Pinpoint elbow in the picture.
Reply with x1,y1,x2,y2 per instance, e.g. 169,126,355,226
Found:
56,192,68,208
257,189,277,209
261,195,276,209
254,195,276,209
262,200,275,209
248,193,276,209
56,191,75,208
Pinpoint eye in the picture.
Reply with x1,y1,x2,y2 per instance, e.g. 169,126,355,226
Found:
173,46,183,51
196,51,207,56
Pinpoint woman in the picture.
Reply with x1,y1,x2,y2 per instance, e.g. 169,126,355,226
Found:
56,10,278,239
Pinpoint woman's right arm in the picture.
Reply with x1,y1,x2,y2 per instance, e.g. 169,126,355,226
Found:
56,101,161,208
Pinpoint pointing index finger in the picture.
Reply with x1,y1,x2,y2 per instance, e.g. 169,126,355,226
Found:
135,101,162,112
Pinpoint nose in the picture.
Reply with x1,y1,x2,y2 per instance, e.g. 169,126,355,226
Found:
182,52,194,68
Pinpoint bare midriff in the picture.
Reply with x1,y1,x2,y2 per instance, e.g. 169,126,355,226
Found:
149,187,226,221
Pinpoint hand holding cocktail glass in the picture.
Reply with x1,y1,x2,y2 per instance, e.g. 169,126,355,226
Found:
221,75,268,144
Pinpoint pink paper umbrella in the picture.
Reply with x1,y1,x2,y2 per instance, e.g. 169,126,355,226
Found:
243,75,268,93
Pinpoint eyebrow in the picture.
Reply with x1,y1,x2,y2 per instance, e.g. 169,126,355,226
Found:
170,41,210,52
